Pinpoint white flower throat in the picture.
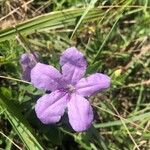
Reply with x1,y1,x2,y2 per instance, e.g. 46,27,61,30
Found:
67,84,76,92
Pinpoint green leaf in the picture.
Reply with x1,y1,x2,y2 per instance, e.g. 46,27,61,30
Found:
0,7,103,42
0,88,44,150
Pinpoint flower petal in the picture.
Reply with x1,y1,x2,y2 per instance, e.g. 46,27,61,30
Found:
31,63,63,91
20,53,31,64
22,66,32,81
67,94,93,132
20,53,38,81
62,63,86,85
60,47,87,84
35,90,69,124
20,53,38,67
76,73,111,97
60,47,87,68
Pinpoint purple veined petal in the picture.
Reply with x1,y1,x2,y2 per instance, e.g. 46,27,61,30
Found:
20,53,38,81
67,93,93,132
20,53,38,67
31,63,63,91
75,73,111,97
60,47,87,84
35,90,70,124
22,66,32,81
60,47,87,68
20,53,30,64
62,63,86,85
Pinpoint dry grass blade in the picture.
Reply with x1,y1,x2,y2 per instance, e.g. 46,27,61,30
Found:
0,131,22,150
120,79,150,89
0,0,34,22
110,103,140,150
0,75,31,84
93,104,150,132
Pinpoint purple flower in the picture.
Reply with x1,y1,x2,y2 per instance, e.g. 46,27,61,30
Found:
31,47,110,132
20,53,38,81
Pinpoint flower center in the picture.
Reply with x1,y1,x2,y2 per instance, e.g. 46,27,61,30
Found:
67,84,75,92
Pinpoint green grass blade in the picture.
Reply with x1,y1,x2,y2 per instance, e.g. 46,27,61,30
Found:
70,0,97,39
0,7,103,42
0,91,44,150
94,112,150,128
92,17,119,64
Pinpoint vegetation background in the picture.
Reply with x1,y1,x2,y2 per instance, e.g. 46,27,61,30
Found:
0,0,150,149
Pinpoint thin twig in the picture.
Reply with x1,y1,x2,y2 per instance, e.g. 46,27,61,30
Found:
125,44,150,70
0,131,22,150
0,0,33,22
0,75,31,84
121,80,150,89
